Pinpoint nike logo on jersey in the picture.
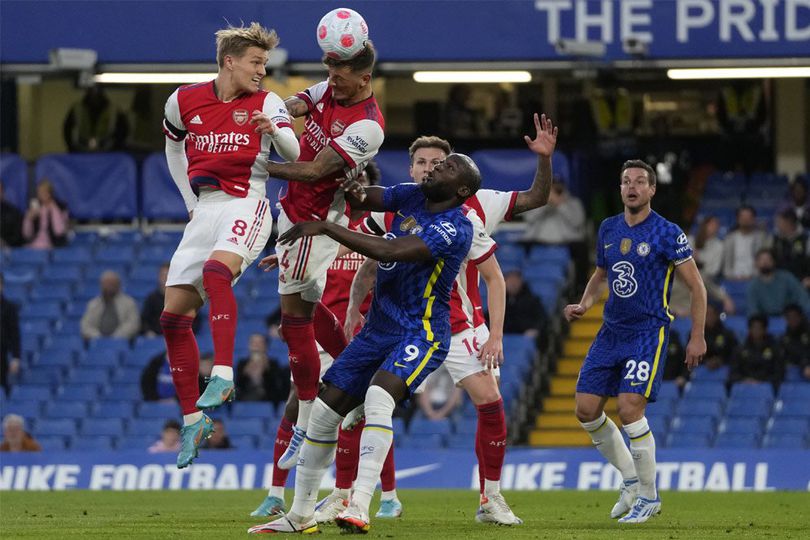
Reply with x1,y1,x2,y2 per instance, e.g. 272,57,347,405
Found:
604,243,613,249
190,115,203,125
630,381,645,386
394,362,407,368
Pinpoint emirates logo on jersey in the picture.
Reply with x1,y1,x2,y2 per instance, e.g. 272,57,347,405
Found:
331,119,346,136
232,109,248,126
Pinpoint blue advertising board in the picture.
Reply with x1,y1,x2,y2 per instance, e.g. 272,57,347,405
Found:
2,1,809,64
2,448,808,491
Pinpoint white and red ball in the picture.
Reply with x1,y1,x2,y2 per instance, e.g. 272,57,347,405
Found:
316,8,369,60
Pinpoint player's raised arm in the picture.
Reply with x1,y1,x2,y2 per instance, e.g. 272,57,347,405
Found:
278,221,434,264
675,258,708,370
512,113,558,217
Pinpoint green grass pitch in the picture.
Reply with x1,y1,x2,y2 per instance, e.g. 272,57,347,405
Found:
1,490,808,539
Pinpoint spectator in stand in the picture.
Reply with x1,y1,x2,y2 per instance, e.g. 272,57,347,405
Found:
729,315,784,387
0,414,40,452
416,364,463,421
722,205,770,280
141,351,210,402
781,304,810,381
0,181,24,247
63,86,129,152
780,178,810,229
669,268,735,318
747,248,810,316
522,180,588,290
771,209,810,288
141,263,201,336
662,329,688,389
691,215,724,281
22,180,69,250
203,419,233,449
235,334,290,404
0,275,21,393
702,301,738,371
501,268,547,338
148,420,182,453
80,270,140,340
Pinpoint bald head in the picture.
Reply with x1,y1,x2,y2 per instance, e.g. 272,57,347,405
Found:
100,270,121,298
447,153,481,197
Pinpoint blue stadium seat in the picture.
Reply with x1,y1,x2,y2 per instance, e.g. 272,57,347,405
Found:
0,153,29,209
82,418,125,437
118,435,154,450
714,432,760,448
768,317,787,337
111,367,143,384
9,248,50,266
527,245,570,265
773,399,810,418
87,337,130,354
138,245,176,265
20,369,62,386
683,381,727,400
398,433,445,449
124,348,163,368
58,383,101,401
408,418,453,436
723,316,749,340
371,150,412,187
37,436,68,451
127,418,165,436
44,401,88,419
453,417,477,435
227,418,266,437
141,152,191,220
106,383,141,401
3,399,42,418
269,341,289,367
138,402,180,419
471,149,571,191
95,245,137,264
2,282,29,303
35,153,138,220
719,418,763,436
675,398,724,419
128,265,161,283
783,365,804,382
52,246,92,264
646,416,670,436
71,436,115,451
21,301,62,320
11,385,52,402
83,349,123,369
649,397,676,416
66,367,111,386
690,365,730,382
21,319,52,339
670,416,715,436
730,383,774,401
763,434,806,449
228,435,258,450
656,381,681,400
92,401,134,418
768,417,809,435
49,335,84,353
30,283,74,302
725,397,772,418
444,433,472,448
392,418,406,435
34,419,77,437
230,402,276,419
778,383,810,401
667,432,712,448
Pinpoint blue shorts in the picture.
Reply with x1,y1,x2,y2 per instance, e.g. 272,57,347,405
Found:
323,325,449,401
576,324,670,402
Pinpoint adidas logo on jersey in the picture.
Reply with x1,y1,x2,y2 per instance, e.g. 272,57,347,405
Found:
226,237,239,244
190,115,203,125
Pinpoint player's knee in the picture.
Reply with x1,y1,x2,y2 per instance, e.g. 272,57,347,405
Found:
202,259,234,288
575,403,601,423
364,385,396,423
618,406,644,426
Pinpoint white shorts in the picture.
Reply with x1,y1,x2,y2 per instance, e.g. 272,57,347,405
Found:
166,192,273,302
276,208,340,303
416,325,500,392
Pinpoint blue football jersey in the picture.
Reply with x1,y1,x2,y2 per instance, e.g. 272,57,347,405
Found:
365,183,473,344
597,210,693,330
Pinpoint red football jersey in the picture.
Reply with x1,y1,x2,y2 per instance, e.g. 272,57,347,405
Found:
280,81,385,224
321,215,373,327
163,81,292,200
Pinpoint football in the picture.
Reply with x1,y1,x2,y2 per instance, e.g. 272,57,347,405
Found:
316,7,369,60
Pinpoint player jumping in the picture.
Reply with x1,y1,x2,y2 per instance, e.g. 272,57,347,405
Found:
160,23,299,468
248,153,480,535
564,160,707,523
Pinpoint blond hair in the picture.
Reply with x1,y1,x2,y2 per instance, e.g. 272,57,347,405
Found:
215,22,279,67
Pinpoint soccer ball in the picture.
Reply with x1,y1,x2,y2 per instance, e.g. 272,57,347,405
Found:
316,8,369,60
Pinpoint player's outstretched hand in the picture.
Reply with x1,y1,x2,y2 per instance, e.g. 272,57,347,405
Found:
336,176,367,202
477,336,504,370
563,303,586,322
684,335,707,371
343,308,366,340
258,254,279,271
277,221,327,246
524,113,558,157
249,109,277,135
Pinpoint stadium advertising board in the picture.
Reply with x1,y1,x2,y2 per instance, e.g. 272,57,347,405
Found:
2,448,808,491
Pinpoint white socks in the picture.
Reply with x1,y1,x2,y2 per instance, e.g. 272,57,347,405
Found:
211,365,233,381
183,411,203,426
483,479,500,498
623,417,657,500
296,399,315,432
351,385,396,514
288,398,342,521
580,412,636,481
380,489,398,502
267,486,284,499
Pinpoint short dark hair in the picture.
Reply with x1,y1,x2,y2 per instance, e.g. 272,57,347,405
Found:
737,204,756,218
620,159,656,186
363,160,381,186
778,208,798,224
755,247,774,260
323,40,376,73
408,135,452,163
783,303,804,317
163,419,181,431
748,314,768,328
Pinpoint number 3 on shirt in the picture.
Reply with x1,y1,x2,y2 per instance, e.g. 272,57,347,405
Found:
394,345,420,368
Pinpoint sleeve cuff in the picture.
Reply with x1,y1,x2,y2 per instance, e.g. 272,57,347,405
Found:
329,140,357,168
471,243,498,265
